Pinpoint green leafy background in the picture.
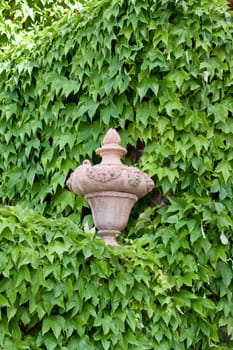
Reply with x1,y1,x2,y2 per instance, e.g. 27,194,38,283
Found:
0,0,233,348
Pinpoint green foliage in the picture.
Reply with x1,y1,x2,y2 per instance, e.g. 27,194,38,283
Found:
0,205,167,349
1,0,233,219
0,0,233,348
0,0,84,51
0,205,232,349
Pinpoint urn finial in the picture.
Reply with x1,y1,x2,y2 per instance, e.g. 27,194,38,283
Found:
96,128,127,164
103,128,121,145
66,128,154,245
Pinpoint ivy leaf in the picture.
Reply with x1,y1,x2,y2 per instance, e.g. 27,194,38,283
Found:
215,160,231,183
165,69,190,89
174,290,197,307
137,77,159,100
43,334,57,350
100,103,119,125
0,294,10,307
217,262,232,288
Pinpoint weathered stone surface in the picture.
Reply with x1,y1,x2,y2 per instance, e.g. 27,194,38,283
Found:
67,129,154,245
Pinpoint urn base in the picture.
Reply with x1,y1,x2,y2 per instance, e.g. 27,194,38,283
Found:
98,230,120,246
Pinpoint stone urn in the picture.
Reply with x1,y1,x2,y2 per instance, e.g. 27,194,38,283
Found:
66,129,154,245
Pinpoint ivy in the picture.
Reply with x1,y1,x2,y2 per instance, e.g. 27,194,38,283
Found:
0,0,84,51
0,0,233,348
0,0,232,219
0,205,232,349
0,206,167,349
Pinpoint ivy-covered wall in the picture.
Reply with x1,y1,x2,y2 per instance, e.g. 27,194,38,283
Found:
0,205,231,349
0,0,233,348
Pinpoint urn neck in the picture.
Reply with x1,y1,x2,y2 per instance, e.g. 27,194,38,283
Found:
96,144,127,165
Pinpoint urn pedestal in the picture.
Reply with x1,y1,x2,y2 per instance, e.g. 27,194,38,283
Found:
66,129,154,245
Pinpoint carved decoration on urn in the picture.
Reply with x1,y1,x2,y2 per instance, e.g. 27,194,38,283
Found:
66,128,154,245
86,166,122,182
